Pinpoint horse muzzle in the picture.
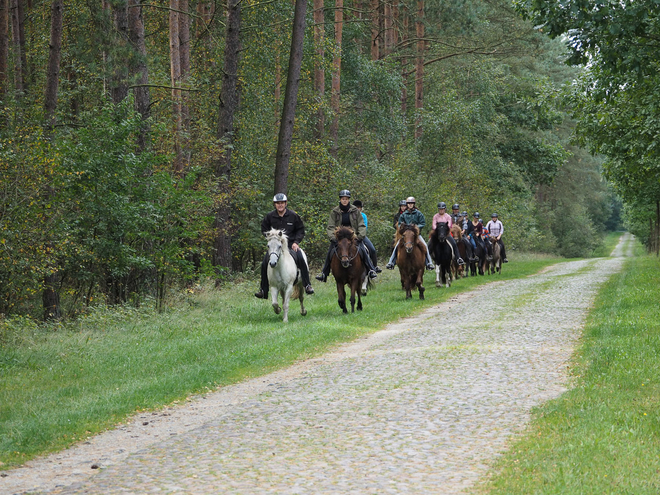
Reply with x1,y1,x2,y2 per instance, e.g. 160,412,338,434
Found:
404,243,414,253
341,259,350,268
269,254,279,267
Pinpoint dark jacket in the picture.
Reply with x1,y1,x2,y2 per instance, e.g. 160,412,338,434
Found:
327,204,367,241
398,208,426,230
261,209,305,245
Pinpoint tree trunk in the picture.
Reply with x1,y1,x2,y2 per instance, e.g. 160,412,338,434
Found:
42,0,63,320
401,7,408,114
44,0,62,129
213,0,241,272
414,0,424,139
111,0,129,104
313,0,324,139
0,0,7,100
128,0,150,151
329,0,343,154
10,0,24,94
169,0,183,174
370,0,379,60
273,0,307,195
179,0,190,169
383,0,392,56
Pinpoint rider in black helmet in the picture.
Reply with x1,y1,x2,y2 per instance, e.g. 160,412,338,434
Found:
255,193,314,298
316,190,379,282
353,200,381,273
394,199,407,228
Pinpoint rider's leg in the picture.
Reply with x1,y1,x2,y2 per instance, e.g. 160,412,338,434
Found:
316,242,336,282
358,241,378,278
363,236,380,271
499,239,508,262
254,253,269,298
417,236,435,269
385,241,400,269
292,249,315,293
446,235,465,265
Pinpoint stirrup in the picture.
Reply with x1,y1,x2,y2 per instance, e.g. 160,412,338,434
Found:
385,263,395,270
254,289,267,299
426,263,435,270
374,266,382,273
315,273,327,282
368,270,378,279
305,284,315,294
457,258,465,266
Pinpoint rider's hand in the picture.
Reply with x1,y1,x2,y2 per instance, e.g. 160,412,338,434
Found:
291,243,299,251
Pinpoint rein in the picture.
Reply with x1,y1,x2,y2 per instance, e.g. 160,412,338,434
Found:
334,241,359,265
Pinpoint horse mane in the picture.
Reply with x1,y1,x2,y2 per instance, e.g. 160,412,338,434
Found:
265,228,289,250
395,223,419,242
450,224,462,239
335,226,356,242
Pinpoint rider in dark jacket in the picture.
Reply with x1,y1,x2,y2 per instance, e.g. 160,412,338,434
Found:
385,197,435,270
254,193,314,298
316,190,379,282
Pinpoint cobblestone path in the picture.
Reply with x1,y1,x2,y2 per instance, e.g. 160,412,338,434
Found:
3,235,633,494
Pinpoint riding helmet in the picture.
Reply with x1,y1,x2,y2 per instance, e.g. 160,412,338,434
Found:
452,203,460,210
406,196,416,204
461,211,468,216
339,189,351,198
437,201,447,209
399,199,407,206
473,212,480,218
273,193,288,202
353,200,363,208
491,213,498,218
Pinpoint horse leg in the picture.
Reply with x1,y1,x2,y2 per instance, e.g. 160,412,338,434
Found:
270,287,281,314
298,284,307,316
361,273,368,296
349,287,356,313
282,286,294,322
417,269,425,300
435,265,441,287
337,282,348,313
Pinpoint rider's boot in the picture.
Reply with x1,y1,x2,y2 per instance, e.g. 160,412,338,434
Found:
304,284,315,294
254,289,267,299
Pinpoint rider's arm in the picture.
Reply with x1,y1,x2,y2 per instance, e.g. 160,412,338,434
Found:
326,210,338,241
261,213,271,236
291,212,305,246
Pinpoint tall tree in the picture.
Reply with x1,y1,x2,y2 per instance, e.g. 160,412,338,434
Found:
313,0,324,138
329,0,343,153
111,0,129,104
370,0,379,60
10,0,25,94
127,0,150,151
213,0,241,271
0,0,7,101
169,0,183,173
178,0,191,168
273,0,307,194
42,0,63,320
414,0,424,138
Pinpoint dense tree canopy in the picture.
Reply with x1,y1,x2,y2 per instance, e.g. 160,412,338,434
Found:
0,0,618,319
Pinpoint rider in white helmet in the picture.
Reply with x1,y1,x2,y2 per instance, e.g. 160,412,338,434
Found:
255,193,314,298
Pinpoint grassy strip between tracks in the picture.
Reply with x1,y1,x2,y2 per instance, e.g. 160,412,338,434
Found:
0,252,560,469
481,241,660,495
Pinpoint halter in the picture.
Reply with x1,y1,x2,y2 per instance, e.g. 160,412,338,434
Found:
334,240,359,267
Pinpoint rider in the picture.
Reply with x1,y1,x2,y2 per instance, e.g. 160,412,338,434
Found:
316,190,379,282
385,196,435,270
450,204,461,225
353,200,381,273
393,199,407,228
429,202,465,266
255,193,314,299
485,213,508,262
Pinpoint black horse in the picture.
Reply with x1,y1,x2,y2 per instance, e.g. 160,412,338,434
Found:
429,222,454,288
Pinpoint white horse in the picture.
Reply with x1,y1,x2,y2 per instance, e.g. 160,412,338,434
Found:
265,228,307,322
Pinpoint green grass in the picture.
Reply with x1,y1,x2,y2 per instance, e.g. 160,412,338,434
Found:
480,241,660,494
0,252,559,468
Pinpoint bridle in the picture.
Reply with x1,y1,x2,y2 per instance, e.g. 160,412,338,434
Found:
334,239,359,268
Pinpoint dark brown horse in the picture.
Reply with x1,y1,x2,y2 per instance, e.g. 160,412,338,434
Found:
330,226,367,313
396,224,426,299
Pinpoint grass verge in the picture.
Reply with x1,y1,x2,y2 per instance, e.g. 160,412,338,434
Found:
480,241,660,494
0,252,559,468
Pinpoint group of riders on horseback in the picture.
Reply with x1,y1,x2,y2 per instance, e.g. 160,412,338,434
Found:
254,190,508,299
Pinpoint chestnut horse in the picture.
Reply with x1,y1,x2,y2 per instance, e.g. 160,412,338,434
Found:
331,226,368,313
429,222,453,288
450,224,466,279
396,224,426,299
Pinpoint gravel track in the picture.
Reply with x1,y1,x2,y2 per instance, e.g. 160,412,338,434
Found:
2,234,634,495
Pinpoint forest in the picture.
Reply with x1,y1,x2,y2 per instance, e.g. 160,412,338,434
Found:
0,0,639,320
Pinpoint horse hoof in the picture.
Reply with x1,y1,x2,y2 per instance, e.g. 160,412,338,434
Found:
361,289,367,296
301,309,307,316
272,304,281,314
435,281,441,287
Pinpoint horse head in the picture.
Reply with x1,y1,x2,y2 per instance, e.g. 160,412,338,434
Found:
334,226,357,268
435,222,449,243
266,228,288,267
450,224,462,240
399,224,419,253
